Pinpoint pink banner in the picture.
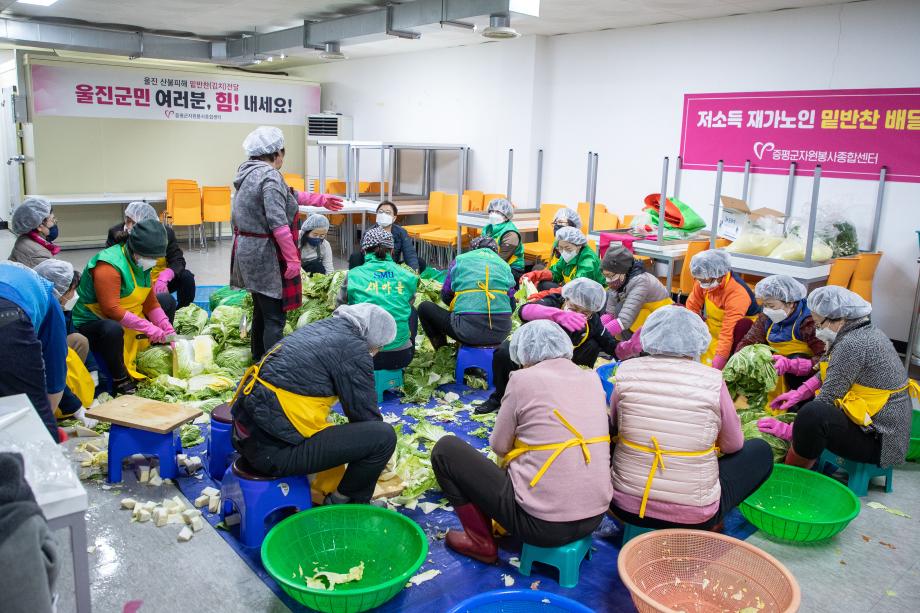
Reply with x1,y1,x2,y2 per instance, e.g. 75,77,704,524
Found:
680,88,920,183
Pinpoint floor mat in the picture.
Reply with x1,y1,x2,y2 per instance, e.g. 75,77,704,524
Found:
174,383,757,612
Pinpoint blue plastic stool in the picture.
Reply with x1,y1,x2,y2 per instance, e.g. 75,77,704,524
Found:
193,285,222,314
219,457,312,548
446,589,593,613
621,522,656,546
207,403,235,481
455,345,497,387
107,424,181,483
596,362,619,405
519,535,593,588
818,450,893,497
374,369,404,403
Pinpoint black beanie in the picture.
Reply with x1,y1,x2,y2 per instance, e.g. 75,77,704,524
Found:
601,244,635,274
127,219,168,258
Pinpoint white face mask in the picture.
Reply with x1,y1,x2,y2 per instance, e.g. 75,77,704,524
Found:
489,212,505,225
561,249,577,263
63,295,79,311
376,213,394,227
700,280,720,290
815,326,837,346
762,308,789,324
137,256,158,271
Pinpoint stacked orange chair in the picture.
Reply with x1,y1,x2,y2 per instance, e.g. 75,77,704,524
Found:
419,194,473,264
166,179,198,221
848,252,882,301
826,257,859,288
171,187,205,251
404,192,445,239
201,186,232,243
283,173,306,193
523,204,566,264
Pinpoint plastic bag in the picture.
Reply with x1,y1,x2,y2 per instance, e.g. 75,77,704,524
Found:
0,437,82,498
725,217,785,256
630,212,700,240
787,203,861,259
767,236,834,262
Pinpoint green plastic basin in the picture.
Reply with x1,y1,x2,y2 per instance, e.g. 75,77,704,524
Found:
741,464,860,543
261,505,428,613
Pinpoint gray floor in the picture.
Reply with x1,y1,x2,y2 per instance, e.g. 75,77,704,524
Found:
51,240,920,612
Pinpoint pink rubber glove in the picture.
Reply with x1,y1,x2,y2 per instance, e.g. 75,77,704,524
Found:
712,354,728,370
153,267,174,295
272,225,302,280
615,328,642,360
147,307,176,337
769,375,822,411
600,314,623,336
551,310,588,333
121,311,167,344
757,418,793,441
772,355,814,377
297,191,344,211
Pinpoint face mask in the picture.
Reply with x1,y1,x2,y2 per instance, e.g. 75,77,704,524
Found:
561,249,577,263
376,213,394,227
63,295,79,311
763,308,789,324
700,280,720,290
46,225,59,242
605,274,626,290
306,236,325,247
489,213,505,225
815,326,837,346
137,256,158,271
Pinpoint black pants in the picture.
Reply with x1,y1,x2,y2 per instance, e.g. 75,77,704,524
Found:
78,318,129,380
0,300,58,441
170,269,196,309
251,292,285,362
792,399,882,464
156,293,177,323
418,301,510,348
348,251,427,273
611,438,774,530
372,309,418,370
432,436,603,547
237,421,397,503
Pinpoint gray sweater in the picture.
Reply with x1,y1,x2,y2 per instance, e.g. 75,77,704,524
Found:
821,318,911,466
605,271,671,330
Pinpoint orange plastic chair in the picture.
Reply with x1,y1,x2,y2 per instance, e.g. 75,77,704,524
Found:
826,257,859,288
464,190,485,212
523,204,565,260
715,238,732,249
620,214,636,229
404,191,444,239
326,181,347,196
283,173,305,193
482,194,507,209
364,181,390,196
577,202,618,232
166,179,197,218
201,186,232,242
673,239,711,298
848,252,882,302
419,195,473,248
171,187,204,250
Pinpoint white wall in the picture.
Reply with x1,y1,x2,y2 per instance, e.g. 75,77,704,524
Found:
293,0,920,340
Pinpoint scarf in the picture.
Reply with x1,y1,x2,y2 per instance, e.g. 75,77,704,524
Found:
27,231,60,256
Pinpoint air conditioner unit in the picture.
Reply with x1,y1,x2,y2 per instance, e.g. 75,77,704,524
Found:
306,114,353,187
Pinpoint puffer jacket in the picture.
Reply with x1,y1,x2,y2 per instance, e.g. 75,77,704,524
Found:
612,356,723,517
231,317,380,446
605,270,671,330
8,235,53,268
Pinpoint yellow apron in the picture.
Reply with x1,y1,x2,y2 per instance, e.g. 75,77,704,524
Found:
766,320,814,405
618,436,718,518
63,348,95,410
150,257,168,285
817,362,908,428
502,409,610,487
700,296,724,366
629,297,674,333
450,264,502,328
85,254,151,380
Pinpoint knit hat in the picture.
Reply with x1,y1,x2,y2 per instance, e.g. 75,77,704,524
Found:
127,219,168,258
601,244,635,274
361,226,394,251
470,236,499,253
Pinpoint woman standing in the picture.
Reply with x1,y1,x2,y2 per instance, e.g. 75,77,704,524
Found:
8,198,60,268
230,126,342,360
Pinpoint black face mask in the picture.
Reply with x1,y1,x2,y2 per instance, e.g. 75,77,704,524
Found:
46,225,59,242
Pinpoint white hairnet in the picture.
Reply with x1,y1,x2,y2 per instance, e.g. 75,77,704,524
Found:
301,214,330,233
125,201,158,224
243,126,285,156
487,198,514,221
806,286,872,320
641,305,712,358
33,259,75,297
333,303,397,349
553,208,582,230
755,275,806,303
690,249,732,279
11,197,52,235
561,278,607,313
555,226,587,246
509,320,574,367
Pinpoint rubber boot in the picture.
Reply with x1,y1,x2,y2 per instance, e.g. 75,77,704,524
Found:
784,446,816,470
446,503,498,564
474,396,500,415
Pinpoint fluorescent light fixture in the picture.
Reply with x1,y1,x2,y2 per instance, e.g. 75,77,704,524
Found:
17,0,60,6
279,53,286,60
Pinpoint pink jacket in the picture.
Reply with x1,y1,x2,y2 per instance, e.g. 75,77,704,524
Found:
610,356,743,524
491,358,613,523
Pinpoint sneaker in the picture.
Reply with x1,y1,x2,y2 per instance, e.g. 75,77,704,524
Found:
474,397,500,415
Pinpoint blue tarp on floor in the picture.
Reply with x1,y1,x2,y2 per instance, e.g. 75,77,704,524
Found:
175,383,757,612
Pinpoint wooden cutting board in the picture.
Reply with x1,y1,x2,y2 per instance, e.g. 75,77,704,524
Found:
85,396,202,434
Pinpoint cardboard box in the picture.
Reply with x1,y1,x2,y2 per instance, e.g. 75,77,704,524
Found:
717,196,785,241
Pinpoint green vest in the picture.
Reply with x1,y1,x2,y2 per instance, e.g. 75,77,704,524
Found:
483,221,524,270
450,249,514,316
346,254,419,351
72,244,150,328
550,244,605,285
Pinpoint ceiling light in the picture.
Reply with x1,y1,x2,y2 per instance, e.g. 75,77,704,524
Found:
279,54,286,60
16,0,60,6
481,14,519,39
266,56,273,62
320,42,346,61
